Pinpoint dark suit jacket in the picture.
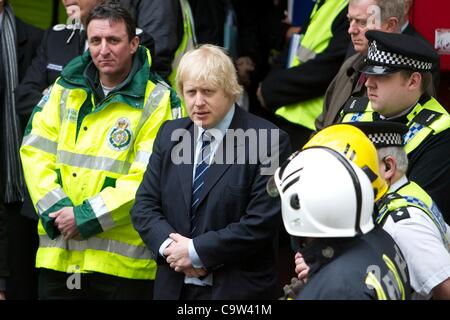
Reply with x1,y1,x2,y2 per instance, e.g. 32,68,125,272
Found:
131,106,291,299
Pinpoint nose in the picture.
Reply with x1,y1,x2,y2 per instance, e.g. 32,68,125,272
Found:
348,20,358,35
365,75,375,88
194,92,205,107
99,39,110,56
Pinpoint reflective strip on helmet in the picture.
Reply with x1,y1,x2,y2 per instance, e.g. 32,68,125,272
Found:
365,271,387,300
37,187,69,215
383,254,405,300
39,235,154,260
88,194,115,231
57,150,131,174
135,151,152,165
21,134,58,155
60,89,70,123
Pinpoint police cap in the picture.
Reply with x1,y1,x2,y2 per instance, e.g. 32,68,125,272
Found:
360,30,439,75
346,121,408,149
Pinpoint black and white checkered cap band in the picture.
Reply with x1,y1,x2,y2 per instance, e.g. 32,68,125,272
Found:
368,132,403,147
368,41,433,71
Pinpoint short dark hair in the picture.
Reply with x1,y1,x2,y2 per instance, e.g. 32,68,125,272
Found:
86,1,136,41
399,70,432,94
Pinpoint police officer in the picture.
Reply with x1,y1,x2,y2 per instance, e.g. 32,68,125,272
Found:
340,30,450,223
270,141,411,300
351,121,450,299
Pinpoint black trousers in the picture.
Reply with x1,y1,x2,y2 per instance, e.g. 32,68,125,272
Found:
180,284,212,300
39,268,154,300
5,202,39,300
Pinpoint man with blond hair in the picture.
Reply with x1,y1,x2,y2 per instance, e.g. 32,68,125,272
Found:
131,44,291,300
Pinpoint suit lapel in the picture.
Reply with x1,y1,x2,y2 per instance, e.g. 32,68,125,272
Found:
196,107,245,207
175,121,195,211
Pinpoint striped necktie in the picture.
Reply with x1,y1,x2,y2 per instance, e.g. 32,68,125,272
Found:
191,132,214,232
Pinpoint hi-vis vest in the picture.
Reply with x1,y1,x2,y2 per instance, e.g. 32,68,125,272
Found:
376,181,449,249
20,48,180,280
341,96,450,154
275,0,348,131
168,0,197,86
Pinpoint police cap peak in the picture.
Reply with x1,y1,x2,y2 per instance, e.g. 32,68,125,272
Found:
361,30,439,75
346,121,408,148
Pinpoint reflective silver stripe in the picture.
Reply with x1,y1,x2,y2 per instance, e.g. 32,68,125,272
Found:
88,194,115,231
135,151,151,165
21,134,58,155
123,83,167,165
144,83,167,121
57,150,131,174
296,45,316,63
172,106,183,120
172,0,197,70
36,187,68,215
60,89,70,123
39,235,154,260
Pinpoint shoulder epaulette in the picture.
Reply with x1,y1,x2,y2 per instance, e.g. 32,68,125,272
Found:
411,109,442,127
342,96,369,113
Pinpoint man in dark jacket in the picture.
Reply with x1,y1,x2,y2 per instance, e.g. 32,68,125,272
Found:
0,0,43,300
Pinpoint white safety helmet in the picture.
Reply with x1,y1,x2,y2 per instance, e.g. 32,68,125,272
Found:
272,147,375,238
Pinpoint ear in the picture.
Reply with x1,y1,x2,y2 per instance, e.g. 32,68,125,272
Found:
384,17,399,33
407,72,422,91
380,156,396,183
130,35,140,54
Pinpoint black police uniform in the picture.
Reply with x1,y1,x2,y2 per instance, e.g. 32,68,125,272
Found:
296,226,411,300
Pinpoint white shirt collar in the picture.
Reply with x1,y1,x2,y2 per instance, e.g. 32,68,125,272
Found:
389,175,409,193
400,21,409,33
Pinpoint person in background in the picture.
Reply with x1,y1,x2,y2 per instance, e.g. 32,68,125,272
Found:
0,0,43,300
257,0,350,149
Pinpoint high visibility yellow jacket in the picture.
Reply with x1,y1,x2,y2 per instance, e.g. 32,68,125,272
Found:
341,96,450,155
20,46,183,279
376,180,449,247
275,0,348,130
168,0,197,86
